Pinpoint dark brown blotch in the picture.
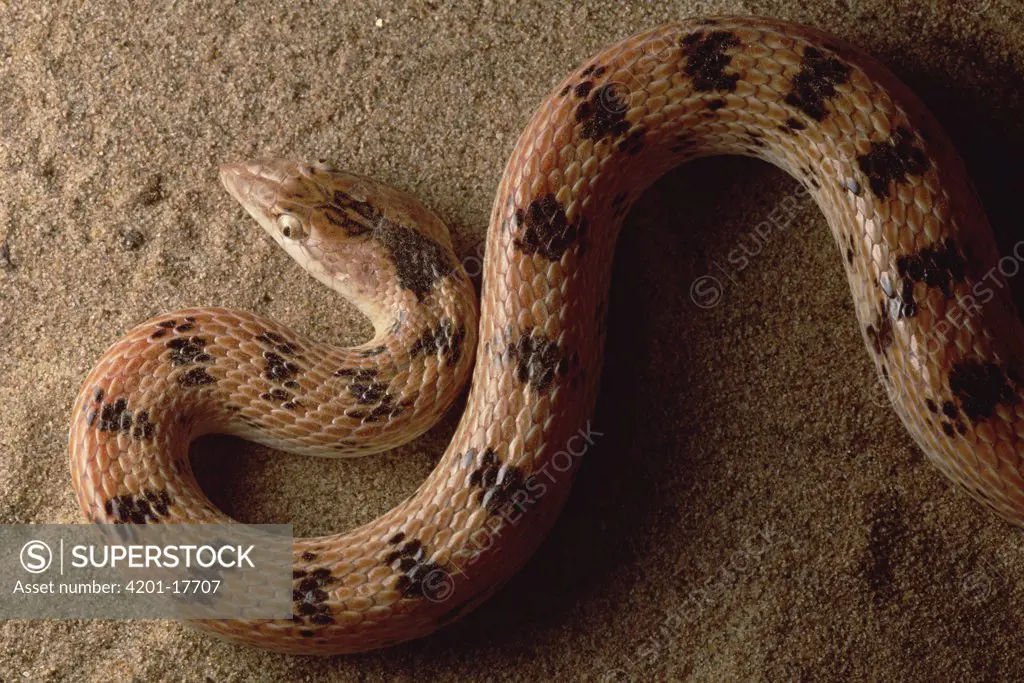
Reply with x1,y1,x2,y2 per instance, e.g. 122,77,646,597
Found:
374,221,454,301
575,83,630,141
783,46,850,121
104,489,172,524
856,126,929,200
895,238,966,300
292,565,337,627
166,336,209,367
680,30,741,92
466,447,536,516
318,189,379,237
505,328,570,392
264,351,300,382
178,367,216,387
382,538,451,601
513,193,582,262
948,360,1017,423
785,117,806,131
347,369,391,405
409,318,465,366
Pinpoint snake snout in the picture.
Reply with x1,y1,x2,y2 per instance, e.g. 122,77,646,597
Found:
219,160,285,212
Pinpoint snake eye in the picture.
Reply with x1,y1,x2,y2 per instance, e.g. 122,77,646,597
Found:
277,213,306,240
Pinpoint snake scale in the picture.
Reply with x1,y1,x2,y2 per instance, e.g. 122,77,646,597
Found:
68,16,1024,654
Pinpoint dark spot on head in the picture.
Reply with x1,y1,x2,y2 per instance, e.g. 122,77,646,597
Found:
706,98,727,110
785,117,806,131
573,81,593,98
157,320,176,329
925,398,938,413
319,190,379,236
374,221,454,301
941,422,955,437
389,532,406,545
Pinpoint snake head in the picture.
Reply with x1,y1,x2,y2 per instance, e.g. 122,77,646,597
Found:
218,158,350,247
219,158,460,334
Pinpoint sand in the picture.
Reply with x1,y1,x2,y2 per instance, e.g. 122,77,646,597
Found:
2,0,1024,680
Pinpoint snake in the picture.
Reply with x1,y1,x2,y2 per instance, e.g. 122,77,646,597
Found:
68,15,1024,654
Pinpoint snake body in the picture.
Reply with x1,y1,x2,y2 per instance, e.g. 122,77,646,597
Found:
69,16,1024,653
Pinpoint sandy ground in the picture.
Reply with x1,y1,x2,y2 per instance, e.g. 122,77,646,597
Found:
2,0,1024,680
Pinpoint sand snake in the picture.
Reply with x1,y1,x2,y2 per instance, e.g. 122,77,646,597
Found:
69,16,1024,653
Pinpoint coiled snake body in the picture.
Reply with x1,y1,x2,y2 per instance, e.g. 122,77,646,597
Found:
69,16,1024,653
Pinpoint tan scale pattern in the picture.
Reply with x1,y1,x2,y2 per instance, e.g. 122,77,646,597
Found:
69,16,1024,653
